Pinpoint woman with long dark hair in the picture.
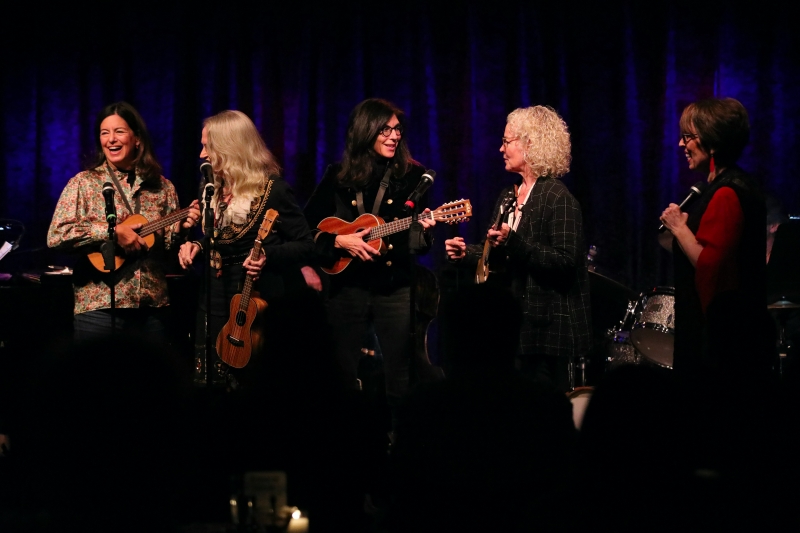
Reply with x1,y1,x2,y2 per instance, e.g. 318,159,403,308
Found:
48,101,199,340
304,98,436,413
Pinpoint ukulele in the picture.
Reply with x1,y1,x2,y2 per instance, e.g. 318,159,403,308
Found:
317,199,472,275
87,206,196,272
216,208,279,369
475,190,516,284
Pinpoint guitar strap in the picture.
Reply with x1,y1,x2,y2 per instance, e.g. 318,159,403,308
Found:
104,163,138,215
356,166,393,216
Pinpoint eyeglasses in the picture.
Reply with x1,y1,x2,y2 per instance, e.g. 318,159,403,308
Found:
501,137,518,147
379,124,404,137
680,133,699,144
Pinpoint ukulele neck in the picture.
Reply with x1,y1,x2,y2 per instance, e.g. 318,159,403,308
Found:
367,211,433,240
239,240,263,310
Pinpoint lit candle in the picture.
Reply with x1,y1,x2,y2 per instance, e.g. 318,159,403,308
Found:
287,510,309,533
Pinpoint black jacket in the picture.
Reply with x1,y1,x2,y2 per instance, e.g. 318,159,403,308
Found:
304,160,431,293
465,177,592,358
202,176,315,314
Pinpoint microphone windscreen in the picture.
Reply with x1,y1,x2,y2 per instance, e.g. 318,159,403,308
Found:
690,180,707,195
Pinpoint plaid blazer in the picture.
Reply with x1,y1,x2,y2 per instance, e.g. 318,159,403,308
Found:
468,177,592,358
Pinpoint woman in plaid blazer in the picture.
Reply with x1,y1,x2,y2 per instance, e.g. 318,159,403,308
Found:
445,106,592,392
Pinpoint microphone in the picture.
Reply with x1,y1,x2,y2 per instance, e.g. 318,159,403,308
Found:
405,170,436,210
659,180,707,232
200,160,214,184
102,182,117,222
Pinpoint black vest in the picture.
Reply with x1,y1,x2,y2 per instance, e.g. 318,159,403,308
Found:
672,165,766,371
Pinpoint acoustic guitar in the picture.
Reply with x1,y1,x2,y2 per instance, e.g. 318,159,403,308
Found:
87,206,195,272
317,199,472,275
475,191,516,284
216,208,279,369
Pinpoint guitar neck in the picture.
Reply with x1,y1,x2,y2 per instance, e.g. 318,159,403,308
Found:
492,211,504,231
367,211,433,240
138,206,192,237
495,194,515,230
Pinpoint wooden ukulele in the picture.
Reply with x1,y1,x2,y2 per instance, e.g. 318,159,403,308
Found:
88,206,195,272
216,208,279,369
317,199,472,275
475,191,516,284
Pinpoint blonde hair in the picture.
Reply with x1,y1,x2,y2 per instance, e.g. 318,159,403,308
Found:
506,106,571,178
204,110,281,201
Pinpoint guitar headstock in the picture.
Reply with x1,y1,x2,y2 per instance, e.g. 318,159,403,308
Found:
432,199,472,224
502,191,516,213
257,209,279,240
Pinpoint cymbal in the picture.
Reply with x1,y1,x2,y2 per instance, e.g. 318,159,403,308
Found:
588,268,637,301
768,299,800,310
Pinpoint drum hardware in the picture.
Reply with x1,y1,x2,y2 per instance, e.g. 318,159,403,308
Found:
768,298,799,378
607,298,639,338
572,355,587,388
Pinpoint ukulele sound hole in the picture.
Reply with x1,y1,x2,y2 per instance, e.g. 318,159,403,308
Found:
235,310,247,326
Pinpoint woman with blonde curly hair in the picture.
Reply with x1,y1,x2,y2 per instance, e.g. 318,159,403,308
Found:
446,106,591,392
179,110,314,387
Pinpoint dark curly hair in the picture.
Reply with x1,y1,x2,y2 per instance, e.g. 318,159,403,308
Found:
86,101,162,183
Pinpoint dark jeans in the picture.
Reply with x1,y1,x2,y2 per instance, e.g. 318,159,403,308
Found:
517,353,573,392
73,307,168,343
326,286,411,402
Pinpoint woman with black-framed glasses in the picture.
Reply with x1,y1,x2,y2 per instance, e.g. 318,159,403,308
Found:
660,97,767,378
303,98,437,422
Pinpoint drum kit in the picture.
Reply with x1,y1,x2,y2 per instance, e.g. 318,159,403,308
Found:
605,287,675,369
586,246,677,374
574,264,676,429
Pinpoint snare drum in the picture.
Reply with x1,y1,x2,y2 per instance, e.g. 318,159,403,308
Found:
630,287,675,369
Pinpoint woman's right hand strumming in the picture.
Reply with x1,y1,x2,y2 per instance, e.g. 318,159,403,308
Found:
115,223,147,255
334,228,380,262
445,236,466,260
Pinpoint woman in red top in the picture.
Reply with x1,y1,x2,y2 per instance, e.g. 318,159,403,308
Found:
660,98,766,376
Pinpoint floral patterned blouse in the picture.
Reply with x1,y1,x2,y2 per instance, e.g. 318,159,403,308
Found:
47,166,184,315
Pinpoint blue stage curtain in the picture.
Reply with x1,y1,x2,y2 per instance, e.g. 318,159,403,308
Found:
1,3,798,291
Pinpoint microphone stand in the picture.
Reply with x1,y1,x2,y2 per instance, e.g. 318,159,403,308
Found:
406,206,426,387
101,210,118,336
203,182,216,388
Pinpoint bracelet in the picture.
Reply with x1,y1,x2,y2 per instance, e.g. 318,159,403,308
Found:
191,240,203,252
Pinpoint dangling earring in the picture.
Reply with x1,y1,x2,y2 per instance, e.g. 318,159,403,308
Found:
709,153,715,176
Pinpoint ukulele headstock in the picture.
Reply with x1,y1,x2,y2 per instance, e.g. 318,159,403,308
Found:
432,199,472,224
503,191,516,211
257,209,280,240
